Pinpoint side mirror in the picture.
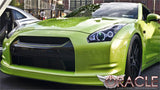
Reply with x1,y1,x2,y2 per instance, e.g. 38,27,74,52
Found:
147,13,160,23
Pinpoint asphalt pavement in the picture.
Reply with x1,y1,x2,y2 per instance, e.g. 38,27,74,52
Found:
0,62,159,90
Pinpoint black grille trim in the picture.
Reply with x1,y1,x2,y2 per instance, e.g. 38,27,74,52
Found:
18,36,70,44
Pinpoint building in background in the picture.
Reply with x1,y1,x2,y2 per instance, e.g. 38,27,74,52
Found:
63,0,160,14
24,0,54,18
23,0,64,18
69,0,92,10
10,0,160,19
10,0,24,9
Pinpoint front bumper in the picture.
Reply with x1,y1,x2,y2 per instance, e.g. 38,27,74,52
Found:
1,30,129,85
1,60,124,85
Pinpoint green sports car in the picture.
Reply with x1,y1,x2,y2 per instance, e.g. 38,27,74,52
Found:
1,2,160,86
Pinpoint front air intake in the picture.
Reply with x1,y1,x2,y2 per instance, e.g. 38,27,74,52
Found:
10,36,75,71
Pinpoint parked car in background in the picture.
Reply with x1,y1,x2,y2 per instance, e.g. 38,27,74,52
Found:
7,6,40,28
0,3,40,55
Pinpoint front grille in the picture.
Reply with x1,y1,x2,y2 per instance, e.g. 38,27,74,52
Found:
18,36,70,44
10,36,75,71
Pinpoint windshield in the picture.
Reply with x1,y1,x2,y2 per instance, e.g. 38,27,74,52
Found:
66,3,138,19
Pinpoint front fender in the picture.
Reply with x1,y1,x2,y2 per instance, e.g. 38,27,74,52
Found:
110,23,145,75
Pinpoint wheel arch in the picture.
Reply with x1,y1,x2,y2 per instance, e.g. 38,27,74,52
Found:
126,33,143,72
133,33,143,64
110,30,144,75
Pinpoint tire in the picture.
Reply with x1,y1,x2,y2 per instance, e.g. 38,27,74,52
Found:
124,34,142,83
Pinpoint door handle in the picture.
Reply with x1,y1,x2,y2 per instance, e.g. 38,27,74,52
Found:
143,30,146,34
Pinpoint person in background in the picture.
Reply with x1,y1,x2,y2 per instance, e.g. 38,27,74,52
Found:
55,0,64,18
29,9,34,16
40,9,46,20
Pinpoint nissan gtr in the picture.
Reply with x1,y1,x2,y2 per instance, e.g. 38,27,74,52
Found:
1,2,160,86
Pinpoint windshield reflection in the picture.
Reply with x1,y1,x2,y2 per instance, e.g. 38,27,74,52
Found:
66,3,138,19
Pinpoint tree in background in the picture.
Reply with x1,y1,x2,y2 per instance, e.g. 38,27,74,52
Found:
10,0,24,9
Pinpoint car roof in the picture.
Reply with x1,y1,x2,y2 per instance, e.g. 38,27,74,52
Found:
0,0,11,16
7,5,38,20
107,2,139,4
101,2,139,6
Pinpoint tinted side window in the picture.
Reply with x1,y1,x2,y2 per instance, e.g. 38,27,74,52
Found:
12,10,26,20
0,9,11,30
143,6,151,20
0,17,2,30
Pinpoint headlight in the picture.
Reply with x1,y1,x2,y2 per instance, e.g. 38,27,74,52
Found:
87,24,126,42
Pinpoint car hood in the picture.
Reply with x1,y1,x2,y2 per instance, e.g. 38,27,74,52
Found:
23,17,136,34
0,0,11,16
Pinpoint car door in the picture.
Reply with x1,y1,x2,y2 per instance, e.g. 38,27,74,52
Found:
146,20,160,63
0,8,13,45
0,0,11,54
0,0,12,44
142,6,160,65
0,8,26,45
